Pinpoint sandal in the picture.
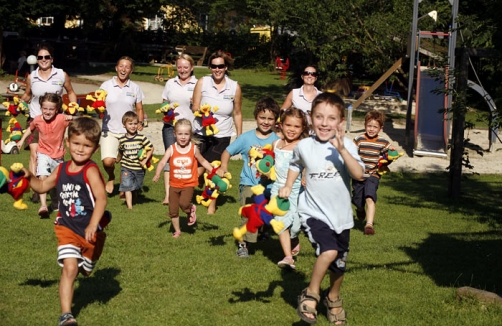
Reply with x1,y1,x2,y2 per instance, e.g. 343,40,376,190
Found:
364,223,375,235
277,257,296,270
297,288,320,324
323,293,346,325
187,204,197,226
59,312,78,326
292,244,301,256
172,231,181,238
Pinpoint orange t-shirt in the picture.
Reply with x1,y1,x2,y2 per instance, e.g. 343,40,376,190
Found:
30,114,71,159
169,142,199,188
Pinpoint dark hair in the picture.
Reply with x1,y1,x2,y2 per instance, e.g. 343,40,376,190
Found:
37,43,54,57
311,92,345,118
116,56,135,70
67,117,101,147
208,51,234,70
122,111,138,125
39,92,62,110
254,97,280,119
364,109,386,127
279,107,310,140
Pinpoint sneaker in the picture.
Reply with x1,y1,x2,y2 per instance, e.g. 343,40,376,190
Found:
356,208,366,220
59,312,78,326
187,204,197,226
277,257,296,270
364,223,375,235
38,206,49,219
236,245,249,258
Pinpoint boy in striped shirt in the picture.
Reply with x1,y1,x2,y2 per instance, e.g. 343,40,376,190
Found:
117,111,154,209
352,110,391,235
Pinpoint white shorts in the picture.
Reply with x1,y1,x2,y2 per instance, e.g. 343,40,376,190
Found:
36,152,63,177
100,131,122,160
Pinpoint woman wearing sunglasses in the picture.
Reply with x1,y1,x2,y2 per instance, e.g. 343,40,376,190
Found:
192,50,242,214
281,65,322,117
21,43,77,205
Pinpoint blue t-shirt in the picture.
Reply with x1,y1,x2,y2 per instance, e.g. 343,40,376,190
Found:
226,129,279,186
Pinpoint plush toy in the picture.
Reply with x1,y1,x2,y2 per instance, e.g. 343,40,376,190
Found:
0,163,30,210
62,101,85,116
137,145,159,171
86,89,107,117
233,184,289,242
248,144,276,180
3,96,29,117
194,103,219,136
195,161,232,206
5,117,25,145
155,101,179,125
377,148,404,175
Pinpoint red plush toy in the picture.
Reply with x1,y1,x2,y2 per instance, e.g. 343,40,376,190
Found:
0,163,30,210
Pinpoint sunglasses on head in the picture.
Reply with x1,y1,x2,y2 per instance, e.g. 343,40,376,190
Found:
210,64,226,69
37,55,52,60
302,71,318,77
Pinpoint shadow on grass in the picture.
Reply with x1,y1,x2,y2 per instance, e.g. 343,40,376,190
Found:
20,278,58,288
73,267,122,317
402,231,502,293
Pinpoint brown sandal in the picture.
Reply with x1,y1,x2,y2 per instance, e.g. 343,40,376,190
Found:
323,294,346,325
297,288,320,324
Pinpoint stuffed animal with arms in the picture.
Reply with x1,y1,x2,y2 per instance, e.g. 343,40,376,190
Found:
156,101,179,125
195,161,231,206
377,148,404,175
137,145,159,171
0,163,30,210
194,103,219,136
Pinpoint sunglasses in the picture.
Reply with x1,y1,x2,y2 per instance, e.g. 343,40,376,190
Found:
37,55,52,60
302,71,318,77
210,64,226,69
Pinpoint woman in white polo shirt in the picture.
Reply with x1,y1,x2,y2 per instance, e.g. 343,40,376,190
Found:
99,56,145,194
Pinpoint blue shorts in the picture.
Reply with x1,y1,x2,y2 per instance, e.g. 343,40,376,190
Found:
352,175,380,209
119,167,145,192
36,152,63,177
162,123,175,171
304,218,350,274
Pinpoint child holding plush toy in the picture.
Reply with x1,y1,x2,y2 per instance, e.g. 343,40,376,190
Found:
270,108,309,270
153,119,214,238
116,111,154,210
17,93,74,218
217,97,281,258
351,109,392,235
278,93,364,325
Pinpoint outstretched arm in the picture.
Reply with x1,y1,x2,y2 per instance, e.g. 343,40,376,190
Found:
153,147,172,182
23,165,59,194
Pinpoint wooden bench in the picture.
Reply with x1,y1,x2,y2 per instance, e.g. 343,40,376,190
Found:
175,45,209,66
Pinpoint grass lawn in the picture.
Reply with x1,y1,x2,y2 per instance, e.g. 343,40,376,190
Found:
1,141,502,325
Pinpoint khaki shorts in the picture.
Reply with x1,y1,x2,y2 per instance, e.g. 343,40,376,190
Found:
100,131,122,160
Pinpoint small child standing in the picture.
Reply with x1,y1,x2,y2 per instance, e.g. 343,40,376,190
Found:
271,108,309,270
153,119,214,238
217,97,281,258
17,93,74,218
23,117,110,326
117,111,154,209
279,93,364,325
352,109,391,235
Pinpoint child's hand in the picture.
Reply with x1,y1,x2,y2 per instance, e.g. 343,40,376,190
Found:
21,168,31,179
152,174,160,182
64,115,73,121
84,224,97,242
215,168,226,178
278,186,292,199
329,122,346,152
16,141,24,150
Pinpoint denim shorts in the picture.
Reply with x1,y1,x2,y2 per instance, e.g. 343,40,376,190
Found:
36,152,63,177
119,167,145,192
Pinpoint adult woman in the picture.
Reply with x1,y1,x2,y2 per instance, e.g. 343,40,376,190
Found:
21,43,77,204
99,56,145,194
281,65,322,117
160,54,197,205
192,50,242,214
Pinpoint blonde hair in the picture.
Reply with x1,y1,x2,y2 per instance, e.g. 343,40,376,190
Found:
174,119,199,144
177,54,195,67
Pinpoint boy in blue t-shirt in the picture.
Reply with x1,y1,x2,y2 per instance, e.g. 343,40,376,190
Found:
218,97,281,258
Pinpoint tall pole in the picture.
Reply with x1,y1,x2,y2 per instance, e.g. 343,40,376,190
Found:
405,0,420,147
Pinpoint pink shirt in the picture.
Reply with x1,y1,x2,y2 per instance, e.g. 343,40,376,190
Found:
30,114,71,159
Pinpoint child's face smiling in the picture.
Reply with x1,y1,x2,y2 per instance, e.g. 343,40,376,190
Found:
175,125,192,147
365,119,382,138
41,101,58,121
255,110,276,135
66,134,98,165
124,119,138,136
281,116,304,142
311,103,344,142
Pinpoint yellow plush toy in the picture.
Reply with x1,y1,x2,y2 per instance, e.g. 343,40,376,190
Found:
86,89,107,117
194,103,219,136
155,101,179,125
0,163,30,210
137,145,159,171
195,161,232,207
62,102,85,116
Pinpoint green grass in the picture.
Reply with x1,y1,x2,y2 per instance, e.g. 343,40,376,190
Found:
1,145,502,325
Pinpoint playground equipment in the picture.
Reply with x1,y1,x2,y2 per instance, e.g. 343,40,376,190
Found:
275,57,290,80
8,70,28,93
154,64,174,82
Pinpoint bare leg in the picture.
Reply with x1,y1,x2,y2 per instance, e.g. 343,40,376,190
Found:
59,258,79,315
279,229,292,257
103,157,116,194
125,191,133,209
28,143,38,176
171,217,180,235
38,175,48,208
365,197,376,225
326,271,346,325
163,171,170,205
